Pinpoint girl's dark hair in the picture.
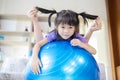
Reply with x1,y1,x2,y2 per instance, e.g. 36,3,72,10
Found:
55,10,79,33
36,7,98,25
36,7,98,39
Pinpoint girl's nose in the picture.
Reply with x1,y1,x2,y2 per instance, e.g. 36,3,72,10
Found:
64,29,69,33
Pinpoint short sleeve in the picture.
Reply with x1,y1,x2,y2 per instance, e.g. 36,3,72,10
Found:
75,33,87,43
45,31,57,42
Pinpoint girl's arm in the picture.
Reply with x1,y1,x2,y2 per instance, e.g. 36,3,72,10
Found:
32,19,43,43
28,7,43,43
71,39,96,55
31,38,48,74
84,17,102,43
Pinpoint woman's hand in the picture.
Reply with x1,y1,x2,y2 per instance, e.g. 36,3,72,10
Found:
31,56,43,74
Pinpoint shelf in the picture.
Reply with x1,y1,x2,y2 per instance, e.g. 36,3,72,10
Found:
0,31,33,37
0,14,54,22
38,16,55,22
0,14,49,58
0,14,30,21
0,40,29,46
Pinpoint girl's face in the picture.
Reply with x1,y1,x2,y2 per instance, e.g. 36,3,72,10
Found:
57,24,75,39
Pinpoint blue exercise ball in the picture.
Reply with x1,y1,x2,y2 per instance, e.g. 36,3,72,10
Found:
24,41,100,80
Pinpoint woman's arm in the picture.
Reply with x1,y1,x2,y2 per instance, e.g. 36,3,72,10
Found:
71,39,96,55
84,17,102,43
28,7,43,43
31,38,48,74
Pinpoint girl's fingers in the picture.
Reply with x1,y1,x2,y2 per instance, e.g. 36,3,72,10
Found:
28,9,38,17
32,65,37,74
70,39,79,46
35,61,43,74
36,64,40,74
39,61,43,67
32,64,39,74
95,18,102,30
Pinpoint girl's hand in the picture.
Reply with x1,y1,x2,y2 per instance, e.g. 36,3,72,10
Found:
71,39,96,54
27,7,38,21
90,17,102,32
31,56,43,74
70,39,84,47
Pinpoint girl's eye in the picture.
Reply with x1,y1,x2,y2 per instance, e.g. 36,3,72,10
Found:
69,26,73,29
61,26,65,28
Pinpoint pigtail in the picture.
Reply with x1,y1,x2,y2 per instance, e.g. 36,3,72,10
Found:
48,13,55,27
36,7,57,27
79,12,98,24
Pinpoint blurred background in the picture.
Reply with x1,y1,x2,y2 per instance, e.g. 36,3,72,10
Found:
0,0,120,80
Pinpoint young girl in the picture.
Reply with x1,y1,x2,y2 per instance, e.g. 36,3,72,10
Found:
30,7,101,74
28,7,102,43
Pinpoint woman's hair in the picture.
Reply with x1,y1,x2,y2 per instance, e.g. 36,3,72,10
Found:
36,7,98,40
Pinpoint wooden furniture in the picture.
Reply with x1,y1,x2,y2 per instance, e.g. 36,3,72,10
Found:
106,0,120,80
116,66,120,80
